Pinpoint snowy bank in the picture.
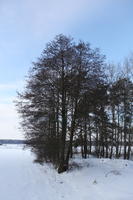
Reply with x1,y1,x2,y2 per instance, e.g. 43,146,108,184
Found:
0,145,133,200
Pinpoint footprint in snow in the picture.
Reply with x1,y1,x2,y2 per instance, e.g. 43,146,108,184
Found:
105,170,121,177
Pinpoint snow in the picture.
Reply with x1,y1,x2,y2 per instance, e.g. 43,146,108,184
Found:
0,145,133,200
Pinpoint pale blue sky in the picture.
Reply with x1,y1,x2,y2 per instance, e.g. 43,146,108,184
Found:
0,0,133,139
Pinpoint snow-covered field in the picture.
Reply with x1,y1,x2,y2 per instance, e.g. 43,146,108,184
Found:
0,145,133,200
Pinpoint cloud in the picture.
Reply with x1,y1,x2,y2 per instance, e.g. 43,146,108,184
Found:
0,81,24,91
0,81,24,139
0,103,23,139
0,0,109,39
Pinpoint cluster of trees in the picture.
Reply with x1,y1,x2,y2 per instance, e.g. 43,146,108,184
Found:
16,35,133,173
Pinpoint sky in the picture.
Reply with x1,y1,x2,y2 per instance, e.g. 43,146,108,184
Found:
0,0,133,139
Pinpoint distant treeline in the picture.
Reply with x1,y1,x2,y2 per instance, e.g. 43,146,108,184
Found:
0,139,26,145
16,34,133,173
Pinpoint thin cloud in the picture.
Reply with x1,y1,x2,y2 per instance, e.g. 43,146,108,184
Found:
0,0,109,38
0,81,24,91
0,103,23,139
0,81,24,139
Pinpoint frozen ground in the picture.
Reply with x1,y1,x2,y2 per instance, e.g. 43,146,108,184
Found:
0,145,133,200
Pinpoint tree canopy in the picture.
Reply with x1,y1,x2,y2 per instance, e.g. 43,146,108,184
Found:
16,34,133,173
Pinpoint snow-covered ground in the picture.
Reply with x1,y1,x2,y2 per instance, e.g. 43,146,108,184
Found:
0,145,133,200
